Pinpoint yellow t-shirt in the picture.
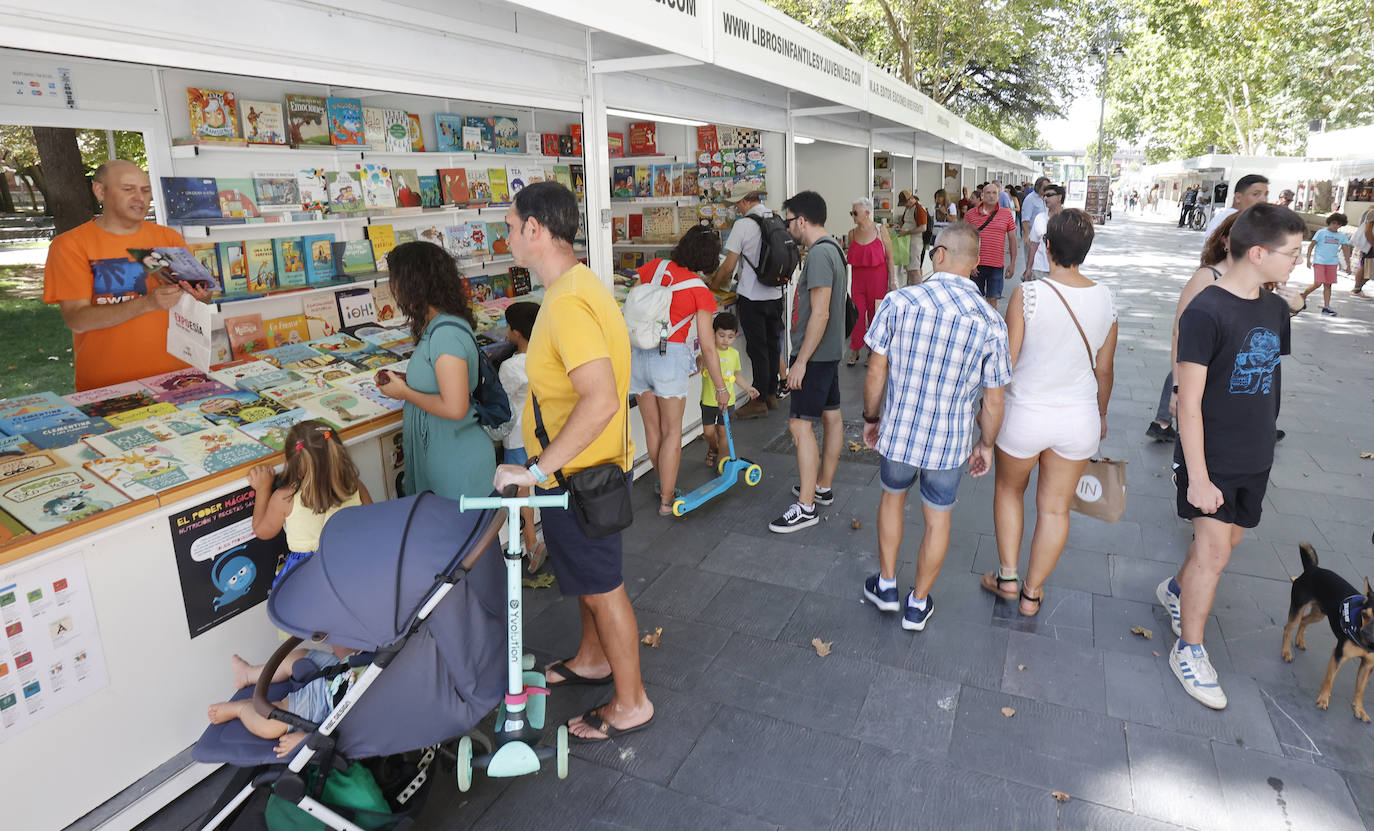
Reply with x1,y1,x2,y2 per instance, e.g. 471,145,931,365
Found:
521,263,633,481
701,346,742,407
285,488,364,553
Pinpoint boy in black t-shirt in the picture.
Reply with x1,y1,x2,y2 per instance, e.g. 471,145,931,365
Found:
1156,204,1305,711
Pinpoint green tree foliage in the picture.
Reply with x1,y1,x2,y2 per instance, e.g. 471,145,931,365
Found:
0,125,146,214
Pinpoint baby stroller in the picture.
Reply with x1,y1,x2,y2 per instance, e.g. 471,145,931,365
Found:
193,491,508,831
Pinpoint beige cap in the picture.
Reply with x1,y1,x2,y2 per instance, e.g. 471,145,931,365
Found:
729,182,763,203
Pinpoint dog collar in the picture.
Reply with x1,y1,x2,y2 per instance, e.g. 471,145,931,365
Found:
1341,595,1367,645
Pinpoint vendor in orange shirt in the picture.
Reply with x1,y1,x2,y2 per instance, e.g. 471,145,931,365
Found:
43,160,211,391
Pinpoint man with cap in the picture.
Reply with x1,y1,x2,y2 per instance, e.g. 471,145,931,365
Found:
712,185,783,418
1277,189,1295,209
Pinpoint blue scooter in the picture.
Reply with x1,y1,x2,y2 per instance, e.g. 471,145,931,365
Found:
671,409,763,516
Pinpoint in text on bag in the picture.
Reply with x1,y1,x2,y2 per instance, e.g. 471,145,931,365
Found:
742,212,801,288
622,259,707,352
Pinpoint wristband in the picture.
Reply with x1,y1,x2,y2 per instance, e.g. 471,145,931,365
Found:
1172,385,1179,394
863,413,881,424
525,457,546,482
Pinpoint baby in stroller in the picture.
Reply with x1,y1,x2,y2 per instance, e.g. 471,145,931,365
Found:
208,647,360,757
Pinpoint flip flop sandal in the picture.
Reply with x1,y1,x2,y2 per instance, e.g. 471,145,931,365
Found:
569,706,655,744
525,541,547,574
1019,587,1043,617
979,570,1020,601
659,503,675,517
705,450,719,467
543,659,613,688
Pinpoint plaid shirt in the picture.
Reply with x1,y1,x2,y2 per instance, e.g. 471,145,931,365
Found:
864,272,1012,470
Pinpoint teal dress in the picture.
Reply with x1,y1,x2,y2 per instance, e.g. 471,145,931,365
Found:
402,314,495,500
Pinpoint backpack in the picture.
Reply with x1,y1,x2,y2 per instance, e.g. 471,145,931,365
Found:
810,237,858,338
621,259,706,352
428,320,511,429
740,212,801,288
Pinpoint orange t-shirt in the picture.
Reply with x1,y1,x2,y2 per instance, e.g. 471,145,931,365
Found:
43,220,190,391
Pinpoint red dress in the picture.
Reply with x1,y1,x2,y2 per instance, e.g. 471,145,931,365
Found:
847,233,889,351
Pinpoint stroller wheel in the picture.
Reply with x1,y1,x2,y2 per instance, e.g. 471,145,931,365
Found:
556,725,569,779
744,464,763,486
456,736,474,792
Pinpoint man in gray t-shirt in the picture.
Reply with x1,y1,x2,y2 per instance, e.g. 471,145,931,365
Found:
767,190,847,535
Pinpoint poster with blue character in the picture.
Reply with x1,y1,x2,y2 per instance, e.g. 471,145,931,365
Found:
168,485,284,637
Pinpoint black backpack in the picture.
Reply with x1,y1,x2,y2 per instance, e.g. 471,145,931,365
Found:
809,237,858,338
428,320,511,429
741,212,801,288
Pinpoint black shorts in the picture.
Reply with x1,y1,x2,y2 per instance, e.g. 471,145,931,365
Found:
700,403,735,426
1174,465,1269,528
789,359,841,422
536,482,624,596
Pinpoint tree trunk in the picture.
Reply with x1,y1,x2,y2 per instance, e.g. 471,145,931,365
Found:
32,126,94,234
0,174,13,213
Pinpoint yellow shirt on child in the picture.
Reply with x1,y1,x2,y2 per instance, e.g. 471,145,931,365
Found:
285,489,364,553
702,346,742,407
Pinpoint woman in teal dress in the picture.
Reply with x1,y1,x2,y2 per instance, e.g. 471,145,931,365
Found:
376,242,495,500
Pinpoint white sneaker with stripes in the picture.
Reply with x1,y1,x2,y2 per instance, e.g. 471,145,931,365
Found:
1170,639,1227,710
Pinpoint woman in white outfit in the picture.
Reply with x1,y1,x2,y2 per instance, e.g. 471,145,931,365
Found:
981,209,1118,616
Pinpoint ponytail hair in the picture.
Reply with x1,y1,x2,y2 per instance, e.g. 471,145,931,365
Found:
280,420,362,513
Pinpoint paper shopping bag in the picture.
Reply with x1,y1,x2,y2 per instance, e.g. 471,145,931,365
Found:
1071,457,1127,523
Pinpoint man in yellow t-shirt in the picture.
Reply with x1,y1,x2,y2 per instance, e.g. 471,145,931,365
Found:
493,181,653,743
43,160,211,391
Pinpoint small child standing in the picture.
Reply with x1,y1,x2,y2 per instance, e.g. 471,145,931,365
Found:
1301,212,1351,316
698,312,758,467
248,420,372,586
1157,204,1303,711
495,301,544,572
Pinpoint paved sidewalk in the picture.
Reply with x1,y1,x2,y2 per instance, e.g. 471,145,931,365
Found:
143,212,1374,831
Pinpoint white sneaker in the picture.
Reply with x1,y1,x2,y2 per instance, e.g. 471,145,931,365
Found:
1156,578,1182,637
1170,640,1228,710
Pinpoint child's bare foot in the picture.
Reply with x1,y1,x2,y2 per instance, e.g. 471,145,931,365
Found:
207,701,239,724
275,731,306,758
231,654,255,689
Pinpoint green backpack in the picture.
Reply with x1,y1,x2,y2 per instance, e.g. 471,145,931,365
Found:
264,762,392,831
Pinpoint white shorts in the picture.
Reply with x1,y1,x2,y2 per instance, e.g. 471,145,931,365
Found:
996,399,1100,461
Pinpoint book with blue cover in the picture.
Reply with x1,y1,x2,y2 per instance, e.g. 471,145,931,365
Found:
272,237,308,288
239,408,310,451
463,116,494,152
0,392,68,420
21,417,114,450
255,343,326,368
434,113,465,152
126,246,223,293
418,175,442,208
326,97,365,146
302,234,337,284
161,177,222,222
0,405,92,436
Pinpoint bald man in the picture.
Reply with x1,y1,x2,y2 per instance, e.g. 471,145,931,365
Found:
44,160,210,390
859,222,1010,632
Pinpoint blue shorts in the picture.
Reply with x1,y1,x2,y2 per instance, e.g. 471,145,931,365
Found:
878,457,962,509
285,650,338,723
536,479,626,596
630,343,695,399
788,359,840,422
974,266,1005,299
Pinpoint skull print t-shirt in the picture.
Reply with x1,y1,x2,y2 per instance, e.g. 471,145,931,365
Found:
1175,284,1291,474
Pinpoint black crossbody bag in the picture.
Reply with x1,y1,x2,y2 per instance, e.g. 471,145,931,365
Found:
530,392,634,539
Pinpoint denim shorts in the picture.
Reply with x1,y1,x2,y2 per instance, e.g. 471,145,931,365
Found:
285,650,338,723
878,456,962,509
974,266,1005,299
630,342,695,399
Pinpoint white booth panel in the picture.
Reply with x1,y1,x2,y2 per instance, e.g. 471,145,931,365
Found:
795,140,867,227
917,160,943,201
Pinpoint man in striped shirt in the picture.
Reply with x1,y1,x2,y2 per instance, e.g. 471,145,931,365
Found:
966,182,1019,309
860,222,1011,632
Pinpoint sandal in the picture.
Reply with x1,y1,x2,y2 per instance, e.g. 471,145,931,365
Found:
569,705,655,744
979,570,1020,601
525,540,547,574
659,502,675,517
1019,586,1043,617
543,658,612,688
705,450,719,468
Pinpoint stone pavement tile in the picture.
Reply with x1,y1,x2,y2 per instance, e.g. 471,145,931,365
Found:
1104,650,1281,756
569,685,718,786
1219,537,1291,581
629,611,732,692
415,766,511,829
693,632,872,734
971,536,1112,597
850,664,960,757
904,622,1010,692
633,564,729,619
669,706,858,830
1265,486,1339,522
695,576,804,640
1338,769,1374,830
1123,722,1231,830
472,759,621,831
990,585,1095,647
1001,629,1107,713
1110,553,1187,605
1258,678,1374,770
622,513,723,567
621,552,668,602
1212,740,1366,831
1316,519,1374,560
1222,624,1302,690
1092,595,1175,660
834,743,1058,831
1055,801,1188,830
586,776,779,831
948,685,1131,810
776,589,920,668
1068,517,1144,558
697,530,840,591
1249,511,1332,551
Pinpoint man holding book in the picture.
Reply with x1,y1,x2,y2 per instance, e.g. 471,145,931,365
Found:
44,160,211,391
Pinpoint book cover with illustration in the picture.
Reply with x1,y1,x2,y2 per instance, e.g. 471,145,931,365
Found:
611,216,627,243
272,238,307,288
463,274,493,303
240,100,286,145
161,177,221,222
84,446,201,499
406,113,426,151
506,166,529,198
103,402,178,427
326,97,365,146
463,116,494,152
608,132,624,157
361,106,387,148
254,343,325,369
239,408,310,451
280,352,357,384
297,389,389,429
540,133,560,156
353,163,395,209
327,341,401,371
303,333,366,355
214,241,249,295
295,167,329,213
208,359,277,388
634,166,653,198
552,165,572,189
487,222,510,256
256,379,327,408
186,242,221,288
371,283,400,325
179,389,289,427
251,172,300,211
264,314,310,348
155,427,274,472
334,373,403,412
367,224,397,271
326,170,365,214
0,464,130,531
682,165,699,197
138,367,224,398
448,222,489,258
123,246,223,294
336,287,378,328
434,114,465,152
216,177,259,219
570,123,583,154
235,369,303,394
21,417,113,451
611,165,635,198
418,175,442,208
487,168,511,204
74,392,158,420
508,267,531,296
300,234,336,284
629,122,656,155
571,164,585,196
380,109,411,153
242,240,277,292
437,168,468,205
652,164,672,198
488,272,513,299
224,313,267,359
416,224,449,251
671,164,685,196
391,168,422,208
492,115,520,153
466,168,491,203
81,413,210,458
186,88,240,142
60,383,144,409
285,94,330,146
334,240,375,276
302,294,342,339
642,206,674,241
628,213,643,239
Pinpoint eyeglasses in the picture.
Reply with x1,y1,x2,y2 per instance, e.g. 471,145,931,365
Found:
849,210,858,216
1261,246,1302,263
783,215,800,226
930,245,947,257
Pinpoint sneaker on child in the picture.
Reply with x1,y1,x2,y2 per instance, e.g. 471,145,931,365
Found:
768,501,818,533
1170,639,1228,709
863,574,900,612
792,484,835,506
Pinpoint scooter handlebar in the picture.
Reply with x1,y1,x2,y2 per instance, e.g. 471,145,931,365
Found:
460,492,569,511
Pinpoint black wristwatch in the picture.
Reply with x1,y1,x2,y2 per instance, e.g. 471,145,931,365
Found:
863,413,881,424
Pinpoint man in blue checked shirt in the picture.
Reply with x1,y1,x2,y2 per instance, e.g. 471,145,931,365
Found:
859,222,1012,632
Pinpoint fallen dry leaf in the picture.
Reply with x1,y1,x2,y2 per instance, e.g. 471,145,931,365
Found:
1001,706,1016,718
1152,651,1160,657
521,573,555,589
1130,625,1154,640
850,518,863,530
1052,791,1070,803
1017,664,1027,671
1360,452,1373,460
847,440,865,452
641,627,663,648
812,637,833,657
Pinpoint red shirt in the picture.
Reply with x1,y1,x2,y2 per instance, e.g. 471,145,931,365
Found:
966,204,1017,268
635,258,716,343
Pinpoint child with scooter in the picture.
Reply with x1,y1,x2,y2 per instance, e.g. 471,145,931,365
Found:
698,312,759,468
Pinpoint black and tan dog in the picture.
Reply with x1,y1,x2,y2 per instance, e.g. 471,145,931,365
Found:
1281,542,1374,721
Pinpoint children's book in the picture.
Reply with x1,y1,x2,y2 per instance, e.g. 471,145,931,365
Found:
103,402,178,427
73,392,157,420
466,169,491,203
416,224,449,251
335,287,379,328
487,222,510,256
334,240,376,276
367,224,397,271
434,114,465,152
488,272,513,299
629,122,657,155
243,240,277,292
138,368,226,398
300,233,337,285
488,169,510,204
650,164,671,198
611,166,635,198
628,214,643,239
371,283,401,325
326,170,365,214
326,97,365,146
179,390,288,427
506,166,529,198
570,123,583,155
187,243,221,288
608,132,624,157
453,222,491,258
156,427,274,472
215,178,259,219
126,246,223,293
224,313,267,359
272,238,307,288
251,172,300,211
571,164,585,197
238,409,310,451
254,343,325,369
214,241,248,295
60,383,143,409
264,314,310,348
296,168,329,213
492,115,520,153
634,166,653,198
540,133,560,156
305,333,366,354
296,390,390,429
83,417,204,458
187,88,240,142
369,109,404,152
643,206,674,241
438,168,470,205
330,341,402,371
671,164,685,197
334,372,404,412
0,463,130,531
418,175,441,208
20,417,113,450
208,359,276,388
285,94,330,146
160,177,221,222
302,294,342,339
0,449,68,484
611,216,627,243
280,352,357,384
406,113,425,152
354,163,395,209
240,100,286,145
235,369,303,394
464,275,493,303
552,165,572,189
84,448,200,499
391,169,422,208
463,116,494,152
511,267,532,296
682,165,699,197
0,404,94,436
